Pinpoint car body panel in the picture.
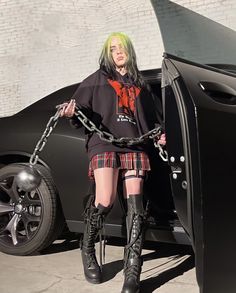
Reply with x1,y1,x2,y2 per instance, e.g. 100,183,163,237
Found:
162,53,236,293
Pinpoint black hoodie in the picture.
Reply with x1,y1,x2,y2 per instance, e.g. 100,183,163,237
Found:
70,68,161,160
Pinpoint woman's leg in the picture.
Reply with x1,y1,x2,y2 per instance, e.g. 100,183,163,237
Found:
82,167,119,284
121,169,146,293
94,167,119,207
122,169,145,198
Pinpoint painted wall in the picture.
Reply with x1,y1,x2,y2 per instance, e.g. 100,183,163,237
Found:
0,0,235,116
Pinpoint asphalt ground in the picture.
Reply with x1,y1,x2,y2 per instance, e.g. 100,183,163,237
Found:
0,235,199,293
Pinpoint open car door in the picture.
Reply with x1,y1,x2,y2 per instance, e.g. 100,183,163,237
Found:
162,53,236,293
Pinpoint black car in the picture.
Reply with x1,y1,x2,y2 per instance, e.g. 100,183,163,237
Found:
1,53,236,293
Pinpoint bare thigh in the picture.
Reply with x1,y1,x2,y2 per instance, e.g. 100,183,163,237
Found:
94,167,119,207
122,169,146,198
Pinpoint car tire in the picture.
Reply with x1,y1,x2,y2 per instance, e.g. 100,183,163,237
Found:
0,163,65,255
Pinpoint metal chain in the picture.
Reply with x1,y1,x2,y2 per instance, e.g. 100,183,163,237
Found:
74,107,160,145
154,141,168,162
29,108,61,165
29,105,168,165
74,107,168,161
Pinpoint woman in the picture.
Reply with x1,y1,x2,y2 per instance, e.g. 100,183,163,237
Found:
60,32,166,293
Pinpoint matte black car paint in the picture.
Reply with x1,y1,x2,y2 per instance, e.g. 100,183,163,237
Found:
163,54,236,293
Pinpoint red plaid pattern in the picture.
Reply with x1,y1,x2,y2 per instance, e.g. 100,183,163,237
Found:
88,151,150,179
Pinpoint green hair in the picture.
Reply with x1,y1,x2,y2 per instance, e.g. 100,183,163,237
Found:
99,32,144,87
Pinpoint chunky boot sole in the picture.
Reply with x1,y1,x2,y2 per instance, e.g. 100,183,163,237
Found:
82,251,102,284
121,287,140,293
84,274,102,284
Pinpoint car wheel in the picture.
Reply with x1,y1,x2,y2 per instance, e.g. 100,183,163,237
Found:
0,163,64,255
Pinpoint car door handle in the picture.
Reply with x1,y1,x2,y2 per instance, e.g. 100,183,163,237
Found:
199,81,236,104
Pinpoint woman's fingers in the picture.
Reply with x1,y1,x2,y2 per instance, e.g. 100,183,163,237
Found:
60,99,76,117
64,99,76,117
158,133,166,146
59,103,68,117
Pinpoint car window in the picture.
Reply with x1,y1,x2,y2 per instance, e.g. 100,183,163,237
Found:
151,0,236,73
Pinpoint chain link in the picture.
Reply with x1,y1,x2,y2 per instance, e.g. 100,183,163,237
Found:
29,105,168,165
154,141,168,162
74,107,163,146
74,107,168,160
29,107,61,165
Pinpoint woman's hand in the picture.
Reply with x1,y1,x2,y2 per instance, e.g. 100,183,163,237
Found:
157,133,166,146
59,99,76,118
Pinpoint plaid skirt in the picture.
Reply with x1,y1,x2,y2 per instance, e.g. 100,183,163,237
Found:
88,151,151,179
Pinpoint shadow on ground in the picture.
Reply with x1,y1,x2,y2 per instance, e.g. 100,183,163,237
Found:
102,259,124,282
39,232,82,255
39,234,195,292
103,238,195,291
140,253,194,292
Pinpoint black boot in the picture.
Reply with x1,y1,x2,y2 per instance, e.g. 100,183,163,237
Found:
121,194,146,293
81,198,111,284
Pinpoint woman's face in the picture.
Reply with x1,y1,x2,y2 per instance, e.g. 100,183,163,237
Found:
110,37,128,68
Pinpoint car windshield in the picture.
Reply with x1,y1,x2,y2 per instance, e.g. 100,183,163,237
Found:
151,0,236,73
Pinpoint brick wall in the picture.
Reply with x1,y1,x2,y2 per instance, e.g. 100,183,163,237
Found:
0,0,235,116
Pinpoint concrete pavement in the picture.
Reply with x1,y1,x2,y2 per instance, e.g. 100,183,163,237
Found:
0,237,199,293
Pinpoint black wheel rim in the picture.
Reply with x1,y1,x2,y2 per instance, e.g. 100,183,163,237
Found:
0,171,43,247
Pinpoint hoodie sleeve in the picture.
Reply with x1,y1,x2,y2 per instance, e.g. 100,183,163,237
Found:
136,85,164,135
69,77,94,128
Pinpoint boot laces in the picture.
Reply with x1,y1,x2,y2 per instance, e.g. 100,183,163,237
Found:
87,253,99,267
123,215,144,284
124,264,141,281
85,212,106,269
124,214,143,267
85,214,100,253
